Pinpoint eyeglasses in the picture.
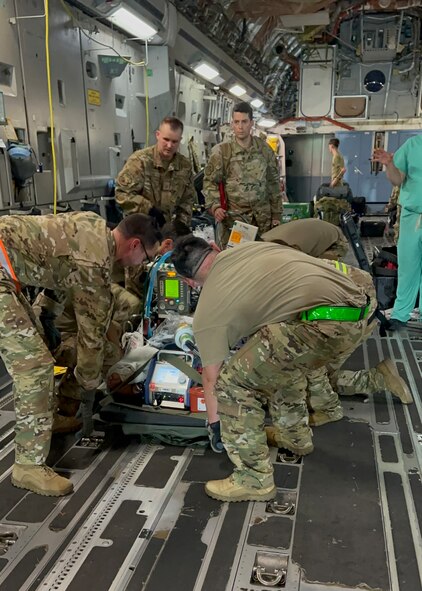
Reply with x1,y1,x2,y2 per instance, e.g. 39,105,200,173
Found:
139,238,152,264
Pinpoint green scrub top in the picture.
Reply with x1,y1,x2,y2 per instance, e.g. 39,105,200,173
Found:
393,135,422,213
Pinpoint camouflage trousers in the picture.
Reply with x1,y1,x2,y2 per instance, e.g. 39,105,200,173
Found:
0,271,54,465
215,297,377,489
393,205,401,244
306,260,383,407
321,237,349,260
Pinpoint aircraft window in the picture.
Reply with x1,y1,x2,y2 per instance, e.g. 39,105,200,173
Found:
364,70,386,93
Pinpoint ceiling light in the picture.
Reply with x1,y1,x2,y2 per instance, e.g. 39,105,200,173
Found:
258,118,277,128
107,6,158,40
229,84,247,97
193,62,220,81
251,98,264,109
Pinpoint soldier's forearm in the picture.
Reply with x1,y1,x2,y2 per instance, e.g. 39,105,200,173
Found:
269,193,283,216
203,182,223,209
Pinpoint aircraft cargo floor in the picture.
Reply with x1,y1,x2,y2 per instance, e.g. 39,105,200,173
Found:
0,236,421,591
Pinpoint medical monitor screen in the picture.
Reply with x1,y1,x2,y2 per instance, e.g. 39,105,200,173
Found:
153,363,180,385
165,279,180,299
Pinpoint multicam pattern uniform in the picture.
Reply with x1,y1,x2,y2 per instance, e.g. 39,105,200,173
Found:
305,262,379,414
314,197,350,226
386,186,401,244
115,145,194,226
320,238,349,260
37,285,132,405
203,137,282,246
0,212,114,464
214,262,377,490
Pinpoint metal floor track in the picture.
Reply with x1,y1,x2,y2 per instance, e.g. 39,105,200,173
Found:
0,241,421,591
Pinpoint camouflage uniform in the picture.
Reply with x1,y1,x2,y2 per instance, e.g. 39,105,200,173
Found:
386,186,401,244
110,283,142,326
0,212,114,464
214,263,377,490
305,262,378,415
115,144,194,226
321,239,349,260
55,331,122,406
314,197,350,226
203,137,282,247
38,281,139,407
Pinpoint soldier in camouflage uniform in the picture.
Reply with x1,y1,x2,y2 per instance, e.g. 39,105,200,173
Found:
386,185,401,244
115,116,194,227
301,260,412,429
203,102,282,248
171,237,411,502
116,117,194,300
329,138,346,187
314,138,350,225
0,212,160,496
261,218,349,260
46,220,191,416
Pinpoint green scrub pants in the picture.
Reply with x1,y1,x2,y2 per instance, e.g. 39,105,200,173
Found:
392,208,422,322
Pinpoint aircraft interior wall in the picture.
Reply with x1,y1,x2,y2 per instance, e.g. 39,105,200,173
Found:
1,1,422,212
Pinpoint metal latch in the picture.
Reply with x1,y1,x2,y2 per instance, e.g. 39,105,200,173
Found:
266,491,296,515
251,552,288,587
0,525,23,556
276,449,302,464
76,430,105,448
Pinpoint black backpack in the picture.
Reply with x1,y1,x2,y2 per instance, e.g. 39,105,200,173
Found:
372,246,398,310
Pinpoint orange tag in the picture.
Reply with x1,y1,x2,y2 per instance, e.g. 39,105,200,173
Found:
230,230,242,244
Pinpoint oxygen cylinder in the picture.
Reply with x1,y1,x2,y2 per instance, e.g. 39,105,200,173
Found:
175,323,196,352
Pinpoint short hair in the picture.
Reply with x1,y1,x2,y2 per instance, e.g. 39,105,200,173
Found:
160,116,184,134
171,235,213,279
233,102,253,120
161,219,192,242
329,138,340,148
116,214,162,249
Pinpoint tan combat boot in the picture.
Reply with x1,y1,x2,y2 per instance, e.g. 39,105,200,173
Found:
265,427,314,455
52,413,82,434
11,464,73,496
377,359,413,404
205,476,276,502
309,405,344,427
